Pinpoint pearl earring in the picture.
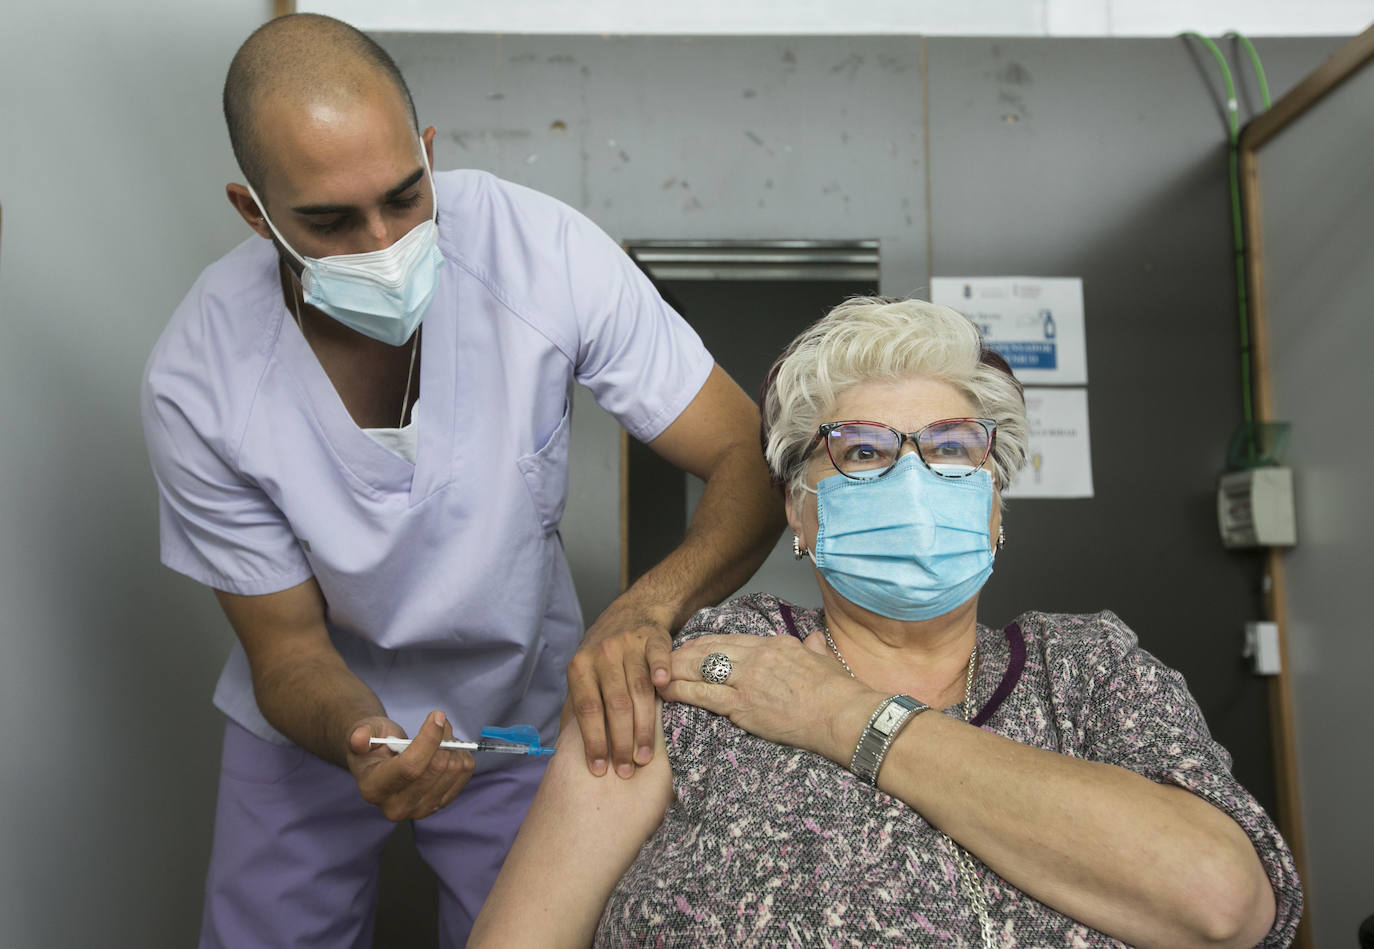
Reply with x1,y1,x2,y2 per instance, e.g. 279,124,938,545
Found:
793,535,805,560
997,524,1006,550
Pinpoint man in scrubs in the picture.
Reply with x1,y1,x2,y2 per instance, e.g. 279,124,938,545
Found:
141,14,782,948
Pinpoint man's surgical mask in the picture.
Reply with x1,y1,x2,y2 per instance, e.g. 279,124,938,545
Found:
246,162,443,347
807,453,996,621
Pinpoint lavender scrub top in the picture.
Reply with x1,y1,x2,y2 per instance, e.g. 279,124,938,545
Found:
596,593,1302,947
141,170,712,756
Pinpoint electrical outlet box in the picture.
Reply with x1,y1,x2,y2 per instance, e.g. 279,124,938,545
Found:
1217,467,1296,548
1243,621,1282,676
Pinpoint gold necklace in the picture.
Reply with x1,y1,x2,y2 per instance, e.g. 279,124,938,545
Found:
820,622,977,717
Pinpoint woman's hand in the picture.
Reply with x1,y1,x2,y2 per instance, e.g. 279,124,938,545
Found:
659,633,881,764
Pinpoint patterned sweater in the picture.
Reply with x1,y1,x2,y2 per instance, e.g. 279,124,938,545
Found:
594,594,1301,948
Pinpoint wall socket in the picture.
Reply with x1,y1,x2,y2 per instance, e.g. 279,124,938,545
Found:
1243,621,1282,676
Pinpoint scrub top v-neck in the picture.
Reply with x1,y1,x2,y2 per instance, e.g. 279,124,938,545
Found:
143,170,714,755
282,284,452,507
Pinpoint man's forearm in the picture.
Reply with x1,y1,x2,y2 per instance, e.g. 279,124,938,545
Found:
565,365,785,774
216,583,390,768
251,648,388,767
621,442,784,630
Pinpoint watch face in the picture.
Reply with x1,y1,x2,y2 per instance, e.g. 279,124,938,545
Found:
876,704,906,733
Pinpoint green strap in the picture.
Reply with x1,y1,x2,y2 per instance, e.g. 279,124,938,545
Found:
1182,31,1271,445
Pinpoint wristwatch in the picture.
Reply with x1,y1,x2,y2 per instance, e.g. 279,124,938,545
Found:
850,694,928,785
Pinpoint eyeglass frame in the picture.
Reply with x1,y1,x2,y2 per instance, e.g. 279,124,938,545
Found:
807,417,999,481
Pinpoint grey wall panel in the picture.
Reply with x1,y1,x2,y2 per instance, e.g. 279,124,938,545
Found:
1257,55,1374,948
392,34,928,280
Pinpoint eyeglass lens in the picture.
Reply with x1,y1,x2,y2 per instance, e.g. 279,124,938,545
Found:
825,420,991,478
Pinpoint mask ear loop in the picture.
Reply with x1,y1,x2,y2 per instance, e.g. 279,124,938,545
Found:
243,180,310,271
244,180,312,335
420,145,439,226
794,481,820,564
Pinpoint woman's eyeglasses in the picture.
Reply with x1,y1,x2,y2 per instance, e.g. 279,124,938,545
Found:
810,418,998,480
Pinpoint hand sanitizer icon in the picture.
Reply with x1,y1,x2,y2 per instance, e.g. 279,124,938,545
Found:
1040,309,1056,339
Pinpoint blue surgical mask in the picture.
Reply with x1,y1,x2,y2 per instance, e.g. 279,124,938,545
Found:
245,162,443,346
808,453,995,621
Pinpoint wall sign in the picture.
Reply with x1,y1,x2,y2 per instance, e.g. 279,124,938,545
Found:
931,276,1087,386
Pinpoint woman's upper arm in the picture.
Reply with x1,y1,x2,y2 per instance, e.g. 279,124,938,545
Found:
468,706,673,949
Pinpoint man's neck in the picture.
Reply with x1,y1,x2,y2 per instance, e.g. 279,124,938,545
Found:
278,261,421,430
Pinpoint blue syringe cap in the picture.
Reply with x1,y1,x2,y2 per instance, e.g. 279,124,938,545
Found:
479,724,555,756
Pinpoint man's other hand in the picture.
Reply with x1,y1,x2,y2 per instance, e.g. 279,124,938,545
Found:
563,597,673,778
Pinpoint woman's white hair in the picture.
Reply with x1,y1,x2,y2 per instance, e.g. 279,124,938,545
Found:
761,296,1028,502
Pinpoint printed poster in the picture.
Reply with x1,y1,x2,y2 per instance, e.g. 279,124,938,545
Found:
1003,387,1094,499
931,276,1087,386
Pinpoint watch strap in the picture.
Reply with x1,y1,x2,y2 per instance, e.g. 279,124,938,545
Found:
850,694,927,785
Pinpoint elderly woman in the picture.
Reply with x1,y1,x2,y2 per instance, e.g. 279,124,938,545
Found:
469,298,1301,948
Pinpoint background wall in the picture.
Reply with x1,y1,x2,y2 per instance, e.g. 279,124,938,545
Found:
0,2,274,947
0,12,1354,948
1256,54,1374,947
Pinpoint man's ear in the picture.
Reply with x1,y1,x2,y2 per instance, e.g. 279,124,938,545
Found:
422,125,436,170
226,183,272,241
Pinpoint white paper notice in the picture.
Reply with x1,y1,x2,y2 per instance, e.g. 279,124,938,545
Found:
1004,387,1094,499
931,276,1087,385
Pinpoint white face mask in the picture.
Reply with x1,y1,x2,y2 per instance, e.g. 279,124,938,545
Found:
246,158,443,346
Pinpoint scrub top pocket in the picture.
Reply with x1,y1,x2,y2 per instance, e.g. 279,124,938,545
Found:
516,400,571,534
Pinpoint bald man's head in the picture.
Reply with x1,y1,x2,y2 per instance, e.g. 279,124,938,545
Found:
223,14,418,194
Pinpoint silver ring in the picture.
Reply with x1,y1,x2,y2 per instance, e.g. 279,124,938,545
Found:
700,652,733,684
